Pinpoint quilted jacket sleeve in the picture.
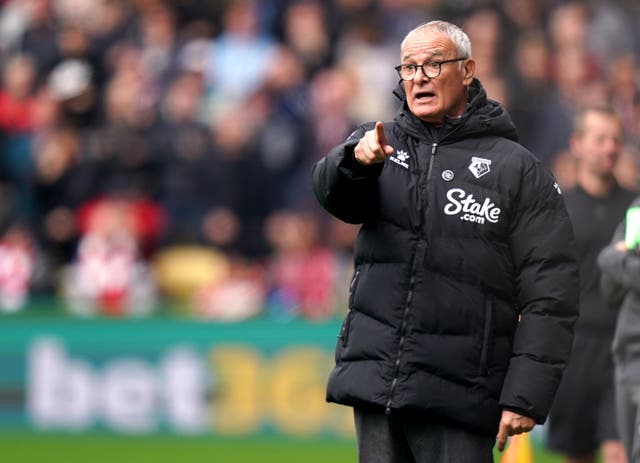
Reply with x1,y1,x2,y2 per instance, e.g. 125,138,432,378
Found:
498,160,579,423
312,125,384,224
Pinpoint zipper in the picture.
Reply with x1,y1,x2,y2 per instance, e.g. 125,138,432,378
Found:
427,142,438,182
385,242,423,414
425,108,471,177
385,115,473,412
384,126,461,413
385,141,437,413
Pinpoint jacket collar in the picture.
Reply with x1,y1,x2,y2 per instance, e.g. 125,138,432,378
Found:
392,78,519,143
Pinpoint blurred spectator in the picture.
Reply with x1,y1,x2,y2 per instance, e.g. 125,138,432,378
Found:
248,47,313,211
152,244,229,303
30,128,87,268
0,54,38,134
481,74,508,108
203,95,273,258
588,1,635,67
54,0,102,28
81,64,157,198
608,54,640,144
194,258,265,321
378,0,440,44
506,30,552,152
90,0,135,74
260,45,308,121
153,241,264,322
500,0,544,36
613,145,640,193
461,7,503,81
17,0,59,82
264,209,337,320
534,2,602,170
55,20,92,62
47,58,99,129
308,67,358,162
61,197,158,317
0,222,36,313
0,53,38,214
0,0,29,56
153,71,216,244
328,0,376,37
335,11,398,122
133,1,181,104
202,0,276,120
280,0,332,78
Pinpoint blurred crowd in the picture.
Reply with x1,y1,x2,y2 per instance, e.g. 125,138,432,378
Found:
1,0,640,320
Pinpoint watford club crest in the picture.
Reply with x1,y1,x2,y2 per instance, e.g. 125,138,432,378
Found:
468,156,492,179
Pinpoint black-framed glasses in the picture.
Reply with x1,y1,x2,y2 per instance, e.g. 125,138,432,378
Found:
394,57,468,80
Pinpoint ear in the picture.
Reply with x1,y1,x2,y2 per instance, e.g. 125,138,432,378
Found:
462,58,475,85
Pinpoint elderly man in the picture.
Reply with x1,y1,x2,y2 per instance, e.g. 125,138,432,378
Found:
312,20,579,462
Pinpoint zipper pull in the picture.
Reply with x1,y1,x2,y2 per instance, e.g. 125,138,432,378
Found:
431,142,438,155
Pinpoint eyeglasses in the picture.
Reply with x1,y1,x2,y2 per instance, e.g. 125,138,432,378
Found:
394,57,468,80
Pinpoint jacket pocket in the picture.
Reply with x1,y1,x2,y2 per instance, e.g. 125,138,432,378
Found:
478,300,493,376
335,309,354,362
340,309,354,348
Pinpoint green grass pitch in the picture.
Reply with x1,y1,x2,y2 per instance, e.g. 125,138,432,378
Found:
0,431,569,463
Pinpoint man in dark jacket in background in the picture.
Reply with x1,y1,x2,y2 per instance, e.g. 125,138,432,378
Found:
312,20,579,462
547,106,633,463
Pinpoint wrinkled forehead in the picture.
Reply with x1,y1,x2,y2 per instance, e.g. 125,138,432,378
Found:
401,30,456,61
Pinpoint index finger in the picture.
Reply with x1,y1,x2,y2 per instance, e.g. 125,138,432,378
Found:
496,424,508,452
374,121,387,146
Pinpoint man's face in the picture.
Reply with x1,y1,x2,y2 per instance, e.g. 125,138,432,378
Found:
400,29,474,125
572,112,623,176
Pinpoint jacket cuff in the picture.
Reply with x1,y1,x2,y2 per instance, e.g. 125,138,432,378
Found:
338,139,384,179
499,355,563,424
502,406,533,419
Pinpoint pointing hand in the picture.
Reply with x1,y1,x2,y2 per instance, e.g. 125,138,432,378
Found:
354,121,395,165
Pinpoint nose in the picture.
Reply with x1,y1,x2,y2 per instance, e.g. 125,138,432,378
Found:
413,66,430,82
602,138,621,155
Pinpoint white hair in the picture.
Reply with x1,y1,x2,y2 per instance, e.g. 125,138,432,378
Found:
401,20,472,59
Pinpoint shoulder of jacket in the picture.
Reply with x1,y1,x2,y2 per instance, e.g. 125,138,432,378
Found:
494,137,533,157
488,138,543,171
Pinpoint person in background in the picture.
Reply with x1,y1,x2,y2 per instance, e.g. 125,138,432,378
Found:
0,221,36,313
597,199,640,462
312,20,579,462
547,106,633,463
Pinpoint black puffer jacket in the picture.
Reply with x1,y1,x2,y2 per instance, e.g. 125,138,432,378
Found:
312,79,579,435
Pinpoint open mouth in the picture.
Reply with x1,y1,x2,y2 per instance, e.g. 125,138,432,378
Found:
415,91,435,100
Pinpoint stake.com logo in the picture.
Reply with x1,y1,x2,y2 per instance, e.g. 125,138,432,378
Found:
443,188,501,224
